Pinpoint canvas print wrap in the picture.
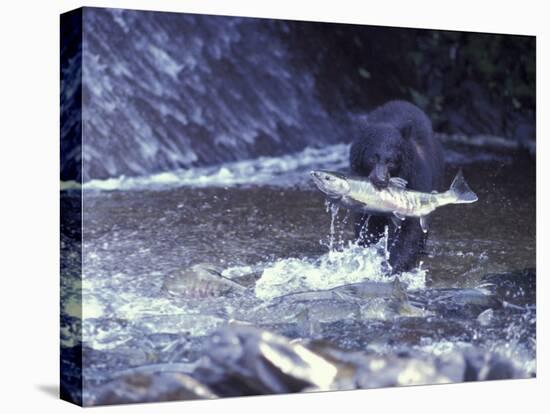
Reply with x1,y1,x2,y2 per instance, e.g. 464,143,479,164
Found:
60,7,536,406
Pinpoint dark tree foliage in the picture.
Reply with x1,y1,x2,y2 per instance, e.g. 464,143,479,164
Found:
284,22,535,141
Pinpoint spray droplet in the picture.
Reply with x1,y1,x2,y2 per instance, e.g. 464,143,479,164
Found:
328,202,340,252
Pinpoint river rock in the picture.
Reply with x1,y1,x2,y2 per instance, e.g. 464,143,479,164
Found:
87,371,218,405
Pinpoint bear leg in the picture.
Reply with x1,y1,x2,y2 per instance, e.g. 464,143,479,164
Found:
387,218,427,273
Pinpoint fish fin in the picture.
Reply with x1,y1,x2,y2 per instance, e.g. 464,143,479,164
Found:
296,307,309,323
392,277,424,316
296,308,320,337
393,211,406,221
201,265,224,277
334,290,355,301
391,212,405,228
389,177,408,189
390,216,403,229
449,169,478,203
419,216,429,233
392,277,407,303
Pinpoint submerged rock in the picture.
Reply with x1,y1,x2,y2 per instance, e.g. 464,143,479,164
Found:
191,325,528,396
199,324,339,395
87,371,218,406
463,351,523,381
83,324,531,403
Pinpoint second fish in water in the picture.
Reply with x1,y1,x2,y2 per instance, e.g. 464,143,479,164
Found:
310,169,478,233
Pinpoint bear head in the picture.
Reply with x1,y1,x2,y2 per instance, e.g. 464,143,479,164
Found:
349,121,413,189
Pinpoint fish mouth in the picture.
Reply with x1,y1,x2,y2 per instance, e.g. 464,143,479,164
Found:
309,170,346,198
309,170,325,187
310,170,329,189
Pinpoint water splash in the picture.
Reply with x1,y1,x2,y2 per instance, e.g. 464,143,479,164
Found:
68,144,350,192
383,225,391,264
486,306,536,375
73,10,350,181
324,200,340,251
252,241,426,301
239,197,427,300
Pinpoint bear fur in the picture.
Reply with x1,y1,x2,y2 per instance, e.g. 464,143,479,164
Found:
349,100,445,272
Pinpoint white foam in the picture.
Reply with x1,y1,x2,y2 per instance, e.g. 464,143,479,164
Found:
60,180,82,191
66,144,350,192
253,241,426,301
61,138,511,193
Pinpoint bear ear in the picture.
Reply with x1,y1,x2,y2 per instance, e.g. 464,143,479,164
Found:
400,120,414,140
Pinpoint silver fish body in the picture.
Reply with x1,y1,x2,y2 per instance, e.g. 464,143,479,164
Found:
162,263,247,299
342,177,452,217
310,169,478,233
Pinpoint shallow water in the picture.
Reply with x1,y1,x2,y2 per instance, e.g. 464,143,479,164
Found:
61,144,536,402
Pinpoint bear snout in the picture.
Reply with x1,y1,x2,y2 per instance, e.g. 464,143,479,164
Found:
368,163,390,189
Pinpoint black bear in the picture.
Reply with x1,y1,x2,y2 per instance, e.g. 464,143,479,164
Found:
349,100,445,272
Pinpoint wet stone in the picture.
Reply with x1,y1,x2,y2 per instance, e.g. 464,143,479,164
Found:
86,371,218,406
191,325,529,396
463,351,522,381
199,324,339,395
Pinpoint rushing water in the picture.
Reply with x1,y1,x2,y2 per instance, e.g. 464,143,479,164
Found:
60,142,535,404
62,8,356,182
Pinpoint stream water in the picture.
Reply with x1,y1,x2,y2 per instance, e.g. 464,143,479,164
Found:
61,142,535,404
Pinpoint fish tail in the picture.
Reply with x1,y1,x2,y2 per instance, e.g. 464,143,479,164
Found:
448,169,478,204
392,277,407,303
